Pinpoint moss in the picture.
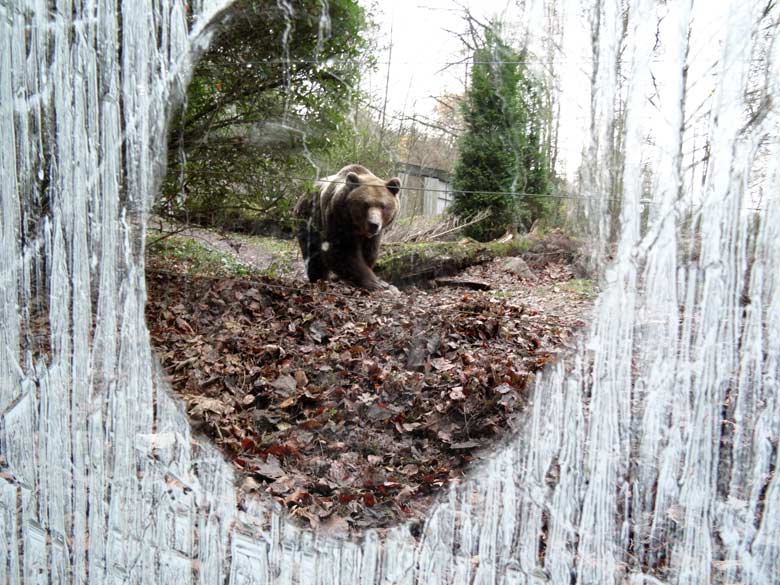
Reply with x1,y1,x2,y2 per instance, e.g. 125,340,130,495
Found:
561,278,597,298
147,235,255,278
236,233,297,255
376,239,529,285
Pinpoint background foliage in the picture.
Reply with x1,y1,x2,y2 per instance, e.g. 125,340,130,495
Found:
159,6,558,241
160,0,374,233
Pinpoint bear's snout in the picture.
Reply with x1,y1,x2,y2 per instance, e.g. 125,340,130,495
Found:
366,207,383,236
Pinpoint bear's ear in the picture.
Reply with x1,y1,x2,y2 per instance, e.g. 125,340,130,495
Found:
385,178,401,196
345,172,361,190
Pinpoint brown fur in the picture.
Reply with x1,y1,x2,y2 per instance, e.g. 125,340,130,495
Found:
295,165,401,290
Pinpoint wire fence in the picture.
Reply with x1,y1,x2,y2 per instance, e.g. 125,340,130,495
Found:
166,169,768,212
169,168,626,202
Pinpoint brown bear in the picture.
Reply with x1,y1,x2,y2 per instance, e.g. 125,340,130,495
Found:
294,164,401,290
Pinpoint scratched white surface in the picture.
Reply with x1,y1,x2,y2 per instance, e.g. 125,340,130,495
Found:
1,0,779,583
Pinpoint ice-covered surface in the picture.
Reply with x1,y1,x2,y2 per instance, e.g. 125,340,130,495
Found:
1,0,779,583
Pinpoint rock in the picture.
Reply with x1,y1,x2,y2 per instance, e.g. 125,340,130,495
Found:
572,256,593,279
501,257,538,281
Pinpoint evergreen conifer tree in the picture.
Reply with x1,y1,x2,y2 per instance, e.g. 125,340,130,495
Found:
451,24,552,240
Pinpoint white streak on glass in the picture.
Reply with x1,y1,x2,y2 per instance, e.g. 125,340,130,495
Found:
1,0,779,583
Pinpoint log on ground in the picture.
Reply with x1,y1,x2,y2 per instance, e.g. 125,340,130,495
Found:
375,240,528,286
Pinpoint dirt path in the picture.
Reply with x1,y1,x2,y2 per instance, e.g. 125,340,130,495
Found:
148,218,305,279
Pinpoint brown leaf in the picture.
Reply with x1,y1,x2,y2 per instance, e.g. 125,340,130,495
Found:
279,396,297,409
292,507,321,528
188,397,229,418
253,455,285,480
267,476,296,495
430,358,456,372
294,370,309,387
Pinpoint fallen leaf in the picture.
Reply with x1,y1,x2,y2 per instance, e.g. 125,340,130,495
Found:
253,455,285,480
430,358,456,371
189,397,229,418
267,476,296,495
175,317,194,334
271,375,297,396
294,370,309,387
279,396,297,409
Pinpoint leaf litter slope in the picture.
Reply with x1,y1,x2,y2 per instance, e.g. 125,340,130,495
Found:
145,247,594,530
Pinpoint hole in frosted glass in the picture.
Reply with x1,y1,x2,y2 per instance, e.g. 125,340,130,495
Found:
145,1,594,531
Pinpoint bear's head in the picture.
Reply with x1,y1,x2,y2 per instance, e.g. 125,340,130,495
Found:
343,171,401,238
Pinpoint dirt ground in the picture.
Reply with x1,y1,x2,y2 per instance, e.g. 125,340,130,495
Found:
145,232,595,530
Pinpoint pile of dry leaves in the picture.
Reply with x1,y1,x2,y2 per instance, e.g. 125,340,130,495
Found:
145,252,593,530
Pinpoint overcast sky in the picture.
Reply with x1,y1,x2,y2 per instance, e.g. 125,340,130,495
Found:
357,0,739,182
360,0,522,119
